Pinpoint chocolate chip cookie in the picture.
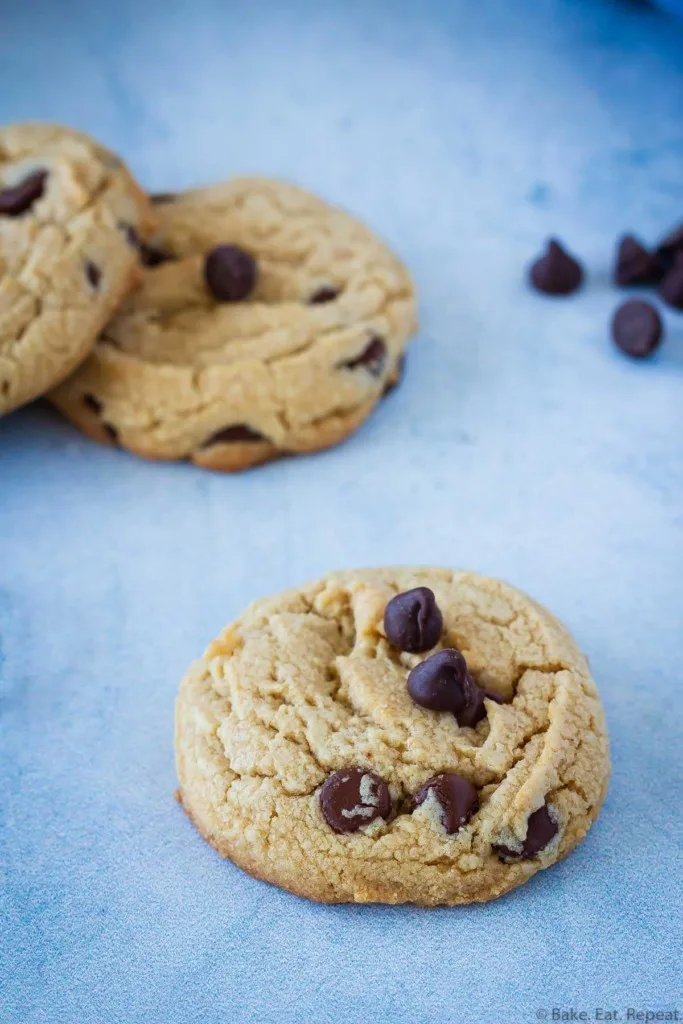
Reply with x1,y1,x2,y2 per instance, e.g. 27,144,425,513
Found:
49,178,416,470
175,568,610,905
0,123,154,417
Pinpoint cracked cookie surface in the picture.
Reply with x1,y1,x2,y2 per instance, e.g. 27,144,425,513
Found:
49,178,417,470
0,123,154,417
175,568,610,905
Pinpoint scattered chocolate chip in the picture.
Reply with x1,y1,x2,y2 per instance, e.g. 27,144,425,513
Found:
0,169,48,216
102,423,119,444
204,245,257,302
384,587,443,653
320,767,391,833
656,222,683,270
309,285,340,304
85,261,101,289
200,424,268,448
412,773,479,834
611,299,663,358
614,234,662,287
338,335,387,377
140,242,173,268
494,803,558,860
529,238,583,296
658,254,683,311
83,393,103,415
407,649,491,727
150,192,177,204
1,380,10,396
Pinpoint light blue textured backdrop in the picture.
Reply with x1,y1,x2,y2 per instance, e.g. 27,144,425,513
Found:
1,1,682,1022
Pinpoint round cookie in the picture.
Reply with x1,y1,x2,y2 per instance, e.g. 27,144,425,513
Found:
0,123,155,417
49,178,417,470
175,568,610,905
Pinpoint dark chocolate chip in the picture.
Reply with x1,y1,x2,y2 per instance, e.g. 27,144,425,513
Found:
320,767,391,833
140,242,174,268
0,169,48,216
412,773,478,834
150,192,177,204
384,587,443,653
338,335,387,377
611,299,663,358
656,222,683,269
204,245,257,302
1,380,10,396
85,261,101,289
494,803,558,860
658,253,683,311
102,423,119,444
407,650,491,727
83,393,103,415
529,238,583,295
614,234,662,287
200,424,268,448
309,285,340,304
407,648,468,714
456,675,489,727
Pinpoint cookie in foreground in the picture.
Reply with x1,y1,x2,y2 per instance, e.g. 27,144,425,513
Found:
0,122,154,417
50,178,416,470
175,568,610,905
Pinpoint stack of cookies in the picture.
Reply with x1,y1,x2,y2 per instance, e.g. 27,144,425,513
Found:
2,124,611,907
0,123,417,470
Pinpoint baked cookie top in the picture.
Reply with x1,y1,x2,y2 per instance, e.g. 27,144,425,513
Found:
0,123,154,416
49,178,416,470
175,568,610,905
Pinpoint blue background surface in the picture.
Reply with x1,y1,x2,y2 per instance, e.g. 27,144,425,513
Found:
1,1,682,1022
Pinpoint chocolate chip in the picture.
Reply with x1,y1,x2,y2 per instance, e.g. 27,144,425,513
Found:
338,335,387,377
656,222,683,269
140,242,173,268
611,299,663,358
204,245,257,302
407,648,467,713
0,169,48,216
83,393,103,415
614,234,662,287
494,803,558,860
150,192,177,204
529,239,583,295
85,261,101,289
407,649,491,727
102,423,119,444
412,773,478,834
384,587,443,653
200,424,268,448
319,767,391,833
309,285,339,304
658,254,683,311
